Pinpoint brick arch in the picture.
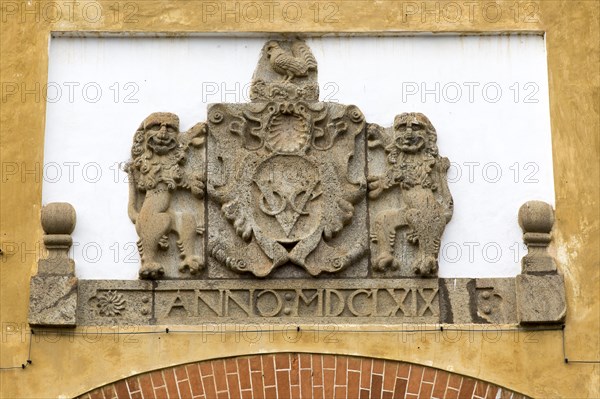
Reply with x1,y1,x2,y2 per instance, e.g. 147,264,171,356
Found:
78,354,529,399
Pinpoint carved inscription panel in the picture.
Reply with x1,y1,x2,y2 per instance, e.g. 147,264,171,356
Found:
158,282,439,322
77,280,440,325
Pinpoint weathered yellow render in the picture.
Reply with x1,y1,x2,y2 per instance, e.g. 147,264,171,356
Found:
0,1,598,397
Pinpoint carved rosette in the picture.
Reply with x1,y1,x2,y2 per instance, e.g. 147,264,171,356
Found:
96,290,126,316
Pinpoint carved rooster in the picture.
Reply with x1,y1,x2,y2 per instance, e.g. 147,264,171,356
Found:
265,41,317,83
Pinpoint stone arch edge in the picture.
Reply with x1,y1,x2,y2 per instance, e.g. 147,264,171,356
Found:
76,353,531,399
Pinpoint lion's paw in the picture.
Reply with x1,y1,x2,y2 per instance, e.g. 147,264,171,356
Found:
406,230,419,245
139,262,165,280
373,254,399,271
158,235,169,250
413,255,438,276
179,255,205,274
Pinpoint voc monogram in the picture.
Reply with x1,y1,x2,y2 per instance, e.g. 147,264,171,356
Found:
254,156,322,237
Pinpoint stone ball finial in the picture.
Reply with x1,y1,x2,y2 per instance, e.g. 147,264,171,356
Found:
518,200,554,234
41,202,76,235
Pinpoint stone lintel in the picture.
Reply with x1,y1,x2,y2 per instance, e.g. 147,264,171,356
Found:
77,279,440,325
72,276,567,326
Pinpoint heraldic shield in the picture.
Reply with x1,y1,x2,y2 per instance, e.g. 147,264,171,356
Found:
206,41,368,277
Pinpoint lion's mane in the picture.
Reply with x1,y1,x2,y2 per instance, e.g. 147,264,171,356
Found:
125,126,186,192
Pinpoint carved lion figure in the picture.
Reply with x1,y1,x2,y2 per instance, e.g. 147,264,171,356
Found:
125,112,206,279
368,112,453,276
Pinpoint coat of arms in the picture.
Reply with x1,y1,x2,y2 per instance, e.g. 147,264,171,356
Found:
125,39,452,280
206,41,368,277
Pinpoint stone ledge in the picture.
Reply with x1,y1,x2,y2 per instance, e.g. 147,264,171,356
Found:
72,276,562,326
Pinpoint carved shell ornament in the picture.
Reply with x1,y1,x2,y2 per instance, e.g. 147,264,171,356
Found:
265,103,311,153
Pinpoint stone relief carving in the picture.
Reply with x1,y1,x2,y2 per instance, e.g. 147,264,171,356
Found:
95,290,126,316
115,39,459,284
474,279,517,324
125,113,207,279
206,39,368,278
476,288,503,322
206,101,367,277
30,39,566,327
250,40,319,102
123,40,455,281
367,113,453,277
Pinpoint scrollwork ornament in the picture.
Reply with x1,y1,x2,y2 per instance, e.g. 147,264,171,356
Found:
209,110,224,124
347,105,364,123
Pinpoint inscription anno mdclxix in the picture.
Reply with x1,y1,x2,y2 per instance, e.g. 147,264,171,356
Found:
153,281,440,323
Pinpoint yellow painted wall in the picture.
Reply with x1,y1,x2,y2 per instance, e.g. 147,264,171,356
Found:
0,1,598,397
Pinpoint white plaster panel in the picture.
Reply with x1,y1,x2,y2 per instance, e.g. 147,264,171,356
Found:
42,35,554,279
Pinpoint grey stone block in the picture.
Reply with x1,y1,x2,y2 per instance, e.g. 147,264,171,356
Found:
475,278,517,324
439,278,517,324
516,274,566,324
37,258,75,275
439,278,473,324
29,275,78,327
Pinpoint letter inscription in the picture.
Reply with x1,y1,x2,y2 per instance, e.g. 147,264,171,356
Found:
154,280,439,324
